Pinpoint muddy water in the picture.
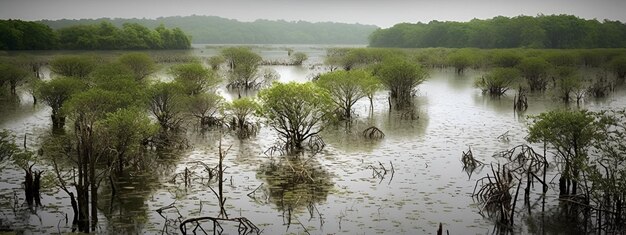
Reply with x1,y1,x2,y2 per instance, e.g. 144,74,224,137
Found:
1,46,625,234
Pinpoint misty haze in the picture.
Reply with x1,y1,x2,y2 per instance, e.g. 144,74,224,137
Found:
1,1,626,234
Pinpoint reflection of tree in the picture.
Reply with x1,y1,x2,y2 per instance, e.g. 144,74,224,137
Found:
524,203,588,235
98,158,167,234
257,156,333,226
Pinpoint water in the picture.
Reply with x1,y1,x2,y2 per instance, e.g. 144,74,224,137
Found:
1,46,625,234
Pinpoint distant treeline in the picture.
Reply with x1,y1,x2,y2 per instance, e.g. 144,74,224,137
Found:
0,19,191,50
369,15,626,49
39,15,379,44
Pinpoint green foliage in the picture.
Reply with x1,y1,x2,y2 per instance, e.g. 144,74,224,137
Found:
170,62,219,95
227,98,260,132
185,93,223,123
489,50,523,67
542,51,581,67
64,88,136,122
0,130,18,166
54,21,190,50
147,82,185,132
0,63,30,95
333,48,397,71
95,108,157,171
0,19,58,50
374,58,428,108
222,47,263,89
551,66,583,103
527,110,597,150
370,14,626,48
207,55,225,70
475,67,520,96
50,55,97,79
258,82,334,151
527,110,598,180
117,53,156,81
37,77,86,129
447,49,474,74
609,55,626,79
517,57,552,91
587,109,626,203
316,70,378,119
41,16,378,44
155,24,191,49
290,52,308,65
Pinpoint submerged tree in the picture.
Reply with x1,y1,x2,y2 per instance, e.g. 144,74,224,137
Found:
608,55,626,80
290,52,308,65
170,62,220,96
517,57,551,91
448,49,473,74
96,108,157,173
50,55,97,79
117,52,156,82
552,66,584,104
588,109,626,231
185,93,223,127
475,67,520,96
221,47,263,90
207,55,225,70
0,63,30,95
63,88,136,232
147,82,185,133
527,109,599,196
226,97,260,138
316,70,378,119
259,82,333,151
37,77,86,129
374,58,428,108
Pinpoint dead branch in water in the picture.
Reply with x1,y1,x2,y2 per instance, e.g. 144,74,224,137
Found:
461,146,484,174
362,126,385,139
307,134,325,153
496,131,511,143
513,86,528,112
472,163,518,227
367,161,396,184
179,216,260,235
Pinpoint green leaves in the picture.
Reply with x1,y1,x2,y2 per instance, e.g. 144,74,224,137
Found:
50,55,97,79
475,67,520,96
221,47,263,89
258,82,334,150
0,130,18,165
170,62,219,95
374,58,427,108
0,63,30,95
527,109,598,158
517,57,551,91
316,69,378,119
117,53,157,81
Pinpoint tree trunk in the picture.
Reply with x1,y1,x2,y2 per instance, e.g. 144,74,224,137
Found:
24,169,34,207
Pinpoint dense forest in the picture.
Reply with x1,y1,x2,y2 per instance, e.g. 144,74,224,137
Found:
0,20,191,50
369,14,626,48
39,15,379,44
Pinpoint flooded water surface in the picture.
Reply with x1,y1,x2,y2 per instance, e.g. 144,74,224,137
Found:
1,45,625,234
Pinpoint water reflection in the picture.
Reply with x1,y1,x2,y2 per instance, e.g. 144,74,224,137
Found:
99,157,177,234
256,156,333,226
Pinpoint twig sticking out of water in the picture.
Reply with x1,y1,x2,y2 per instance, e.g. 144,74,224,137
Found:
461,146,484,177
246,183,264,198
367,161,396,184
496,131,511,143
179,216,261,235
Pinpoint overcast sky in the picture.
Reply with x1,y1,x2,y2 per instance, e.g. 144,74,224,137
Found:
1,0,624,28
